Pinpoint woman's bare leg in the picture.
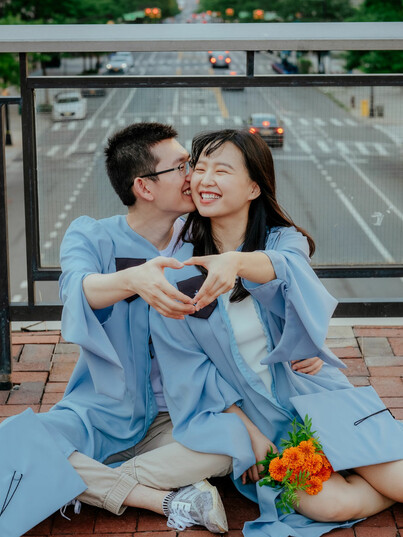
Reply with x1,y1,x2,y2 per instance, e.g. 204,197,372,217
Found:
295,471,394,522
354,459,403,502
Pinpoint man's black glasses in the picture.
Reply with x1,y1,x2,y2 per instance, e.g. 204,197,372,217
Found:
140,161,191,178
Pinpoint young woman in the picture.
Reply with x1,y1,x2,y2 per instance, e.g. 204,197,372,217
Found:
150,129,403,537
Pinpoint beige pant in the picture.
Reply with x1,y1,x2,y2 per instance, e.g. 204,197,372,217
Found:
68,412,232,515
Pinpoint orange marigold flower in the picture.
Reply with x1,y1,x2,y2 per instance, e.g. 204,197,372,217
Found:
316,465,333,482
269,457,287,481
320,456,334,472
282,447,304,471
304,453,323,475
298,439,316,457
305,475,323,496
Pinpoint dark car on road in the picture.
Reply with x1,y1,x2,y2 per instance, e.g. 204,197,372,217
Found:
247,113,284,148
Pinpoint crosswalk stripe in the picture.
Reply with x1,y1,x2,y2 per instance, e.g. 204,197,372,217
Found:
46,145,60,157
330,118,343,126
282,117,292,126
299,118,309,126
166,117,174,125
336,141,350,154
297,140,312,153
233,116,243,126
118,118,126,126
216,117,225,125
182,116,190,125
101,119,110,128
373,143,388,156
345,118,357,126
87,143,97,152
314,118,326,126
68,122,76,130
200,116,209,126
355,142,370,155
51,123,62,131
134,117,142,123
317,140,331,153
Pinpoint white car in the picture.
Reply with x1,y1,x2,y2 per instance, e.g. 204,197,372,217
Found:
105,52,134,74
52,92,87,121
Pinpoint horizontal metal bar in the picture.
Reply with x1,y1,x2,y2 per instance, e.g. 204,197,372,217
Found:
10,304,62,321
1,22,403,53
28,73,403,90
334,300,403,318
314,266,403,278
9,301,402,320
0,97,21,105
33,268,61,281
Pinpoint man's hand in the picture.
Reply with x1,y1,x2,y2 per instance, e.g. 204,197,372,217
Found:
184,253,240,311
132,257,195,319
291,357,323,375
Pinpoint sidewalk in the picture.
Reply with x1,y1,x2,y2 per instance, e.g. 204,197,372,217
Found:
1,325,402,536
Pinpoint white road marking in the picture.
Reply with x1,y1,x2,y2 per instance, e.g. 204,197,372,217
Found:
282,117,292,126
330,118,343,126
341,152,403,224
233,116,243,126
200,116,208,125
297,140,312,153
373,143,388,156
355,142,370,155
182,116,190,125
336,141,350,154
317,140,331,153
314,118,326,126
345,118,357,126
67,122,76,131
216,116,225,125
87,143,97,152
46,145,60,157
299,118,309,126
51,123,62,131
64,88,117,157
335,189,395,263
101,119,110,128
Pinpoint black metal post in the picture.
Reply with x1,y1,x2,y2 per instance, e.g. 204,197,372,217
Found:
369,86,375,117
246,51,254,78
5,104,12,146
20,53,39,307
0,104,13,390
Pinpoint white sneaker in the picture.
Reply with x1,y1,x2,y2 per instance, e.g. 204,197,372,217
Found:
163,480,228,533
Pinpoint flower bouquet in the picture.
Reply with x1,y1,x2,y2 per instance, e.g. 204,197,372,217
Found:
258,415,334,514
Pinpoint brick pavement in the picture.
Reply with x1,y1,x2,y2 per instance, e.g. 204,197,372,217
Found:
1,326,402,537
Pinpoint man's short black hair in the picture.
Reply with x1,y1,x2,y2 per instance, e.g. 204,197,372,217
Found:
104,122,178,206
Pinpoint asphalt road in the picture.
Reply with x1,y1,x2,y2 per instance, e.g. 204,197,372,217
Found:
6,50,403,303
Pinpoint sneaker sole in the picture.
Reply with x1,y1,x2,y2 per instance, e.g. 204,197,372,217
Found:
195,480,228,534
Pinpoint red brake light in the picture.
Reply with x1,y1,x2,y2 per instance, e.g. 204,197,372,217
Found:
210,57,216,63
225,57,231,64
208,50,212,54
249,127,257,134
277,127,284,134
262,120,270,127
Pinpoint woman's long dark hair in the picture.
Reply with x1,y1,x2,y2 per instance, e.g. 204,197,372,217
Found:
181,129,315,302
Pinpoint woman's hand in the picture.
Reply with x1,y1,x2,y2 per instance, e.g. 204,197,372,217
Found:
242,429,278,485
184,253,240,310
291,357,323,375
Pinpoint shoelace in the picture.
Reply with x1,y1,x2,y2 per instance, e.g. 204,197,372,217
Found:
59,499,82,521
167,504,194,532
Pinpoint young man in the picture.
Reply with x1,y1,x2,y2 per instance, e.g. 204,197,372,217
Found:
0,123,233,537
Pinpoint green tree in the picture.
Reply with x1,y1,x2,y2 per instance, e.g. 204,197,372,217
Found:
345,0,403,73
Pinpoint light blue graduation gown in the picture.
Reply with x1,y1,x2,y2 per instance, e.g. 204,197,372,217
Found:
1,215,165,535
150,226,359,537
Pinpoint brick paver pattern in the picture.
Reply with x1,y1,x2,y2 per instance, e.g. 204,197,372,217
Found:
1,327,402,536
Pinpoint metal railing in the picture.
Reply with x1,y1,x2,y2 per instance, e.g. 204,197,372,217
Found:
1,22,403,389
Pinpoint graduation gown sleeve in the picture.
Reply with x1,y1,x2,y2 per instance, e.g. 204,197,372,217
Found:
150,308,257,478
59,216,125,400
241,227,345,369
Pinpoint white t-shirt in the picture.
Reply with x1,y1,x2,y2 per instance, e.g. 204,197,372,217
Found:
222,291,273,394
150,219,184,412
